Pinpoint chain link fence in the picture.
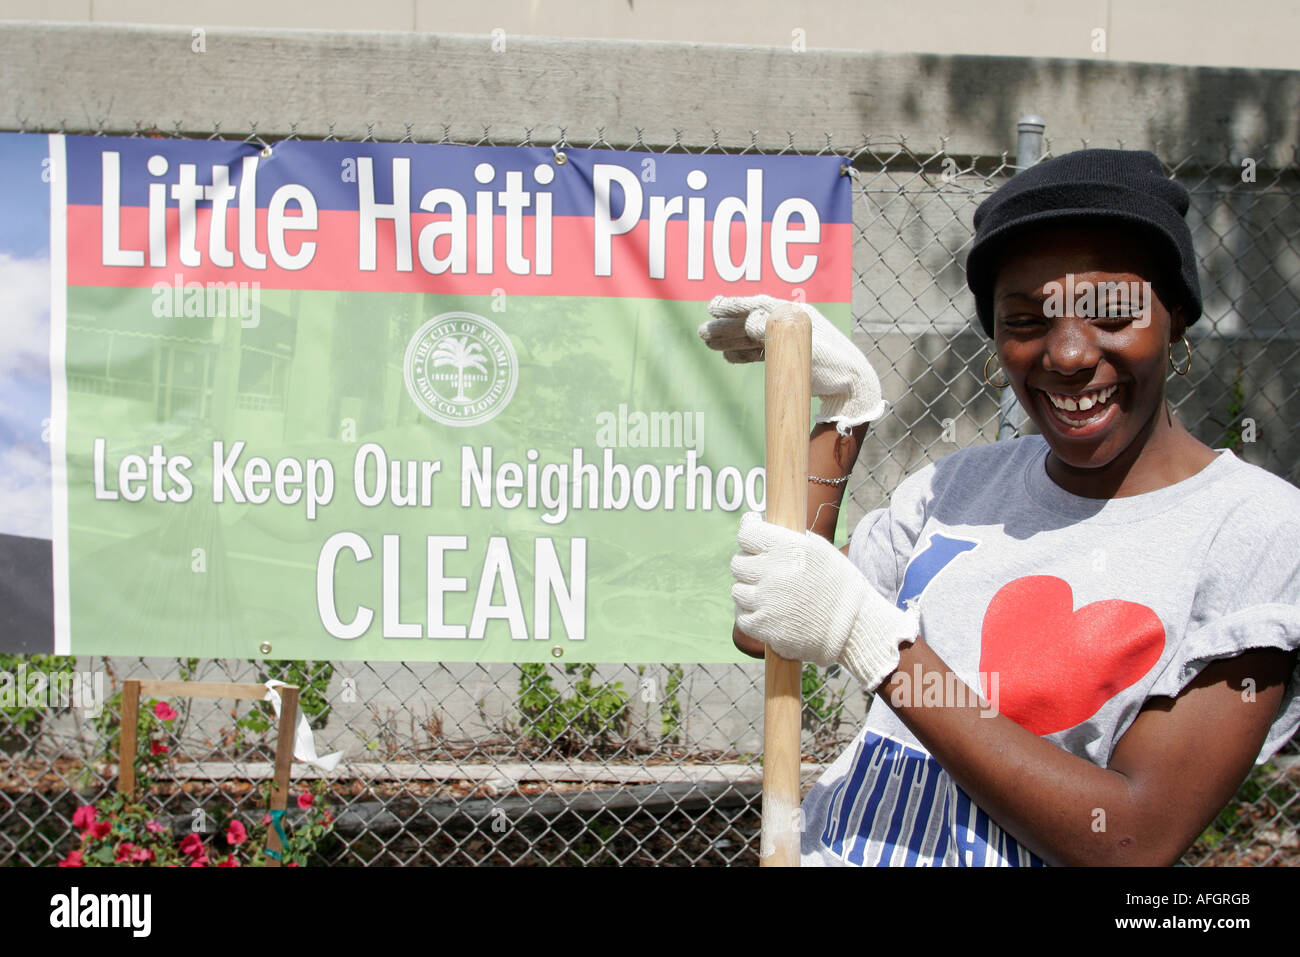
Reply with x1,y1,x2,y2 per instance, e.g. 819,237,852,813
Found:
2,124,1297,866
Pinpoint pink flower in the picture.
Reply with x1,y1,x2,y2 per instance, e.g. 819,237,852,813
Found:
261,813,272,826
115,842,136,862
218,855,240,867
145,819,165,834
322,811,333,825
188,853,209,867
150,740,169,756
153,701,178,721
131,846,154,863
287,861,300,867
89,820,112,840
58,849,84,867
296,792,313,810
225,820,247,846
72,805,97,830
179,832,205,857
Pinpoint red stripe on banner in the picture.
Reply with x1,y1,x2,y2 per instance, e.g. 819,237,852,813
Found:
67,206,851,302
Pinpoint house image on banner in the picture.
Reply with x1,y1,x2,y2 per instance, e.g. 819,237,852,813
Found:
62,284,439,657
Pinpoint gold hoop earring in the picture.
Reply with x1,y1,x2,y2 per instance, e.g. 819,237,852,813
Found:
983,353,1009,389
1169,336,1192,376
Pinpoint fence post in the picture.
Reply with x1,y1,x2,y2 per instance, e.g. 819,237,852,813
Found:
1016,114,1046,170
995,115,1046,441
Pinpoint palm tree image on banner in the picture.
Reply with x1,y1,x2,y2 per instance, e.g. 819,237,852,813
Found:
435,337,488,403
404,313,520,427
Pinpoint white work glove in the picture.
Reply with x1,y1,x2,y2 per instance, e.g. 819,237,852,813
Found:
698,294,888,433
730,512,920,692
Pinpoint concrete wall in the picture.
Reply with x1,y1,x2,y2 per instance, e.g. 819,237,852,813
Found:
0,24,1296,167
2,0,1297,70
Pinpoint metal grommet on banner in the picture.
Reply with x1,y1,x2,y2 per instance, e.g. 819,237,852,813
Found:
244,132,273,158
259,641,272,655
551,144,567,166
551,646,564,658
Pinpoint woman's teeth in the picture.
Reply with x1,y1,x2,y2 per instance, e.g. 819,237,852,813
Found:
1043,384,1119,427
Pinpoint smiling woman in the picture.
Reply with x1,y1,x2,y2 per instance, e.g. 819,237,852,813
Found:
989,220,1220,498
709,149,1300,867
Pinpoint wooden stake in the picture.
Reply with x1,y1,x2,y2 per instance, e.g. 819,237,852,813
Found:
118,679,141,799
759,305,811,867
265,685,299,868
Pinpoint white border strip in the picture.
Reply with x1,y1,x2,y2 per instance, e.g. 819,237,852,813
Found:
47,133,70,655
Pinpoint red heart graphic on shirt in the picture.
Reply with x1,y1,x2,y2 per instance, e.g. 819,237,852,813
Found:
978,576,1165,736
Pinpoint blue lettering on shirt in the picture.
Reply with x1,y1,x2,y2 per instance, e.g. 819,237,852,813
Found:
896,532,979,610
815,729,1046,867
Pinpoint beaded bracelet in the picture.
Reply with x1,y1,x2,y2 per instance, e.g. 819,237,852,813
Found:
808,474,849,486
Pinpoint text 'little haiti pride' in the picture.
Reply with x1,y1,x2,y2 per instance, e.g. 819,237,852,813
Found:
98,152,826,282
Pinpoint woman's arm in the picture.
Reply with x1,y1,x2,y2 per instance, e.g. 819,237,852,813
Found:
733,421,868,658
881,636,1296,865
806,421,868,541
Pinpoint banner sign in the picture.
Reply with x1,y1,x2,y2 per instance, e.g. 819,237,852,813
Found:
0,133,851,661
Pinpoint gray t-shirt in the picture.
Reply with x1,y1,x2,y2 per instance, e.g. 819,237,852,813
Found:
800,435,1300,867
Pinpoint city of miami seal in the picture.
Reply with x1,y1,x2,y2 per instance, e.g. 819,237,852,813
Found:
403,312,519,427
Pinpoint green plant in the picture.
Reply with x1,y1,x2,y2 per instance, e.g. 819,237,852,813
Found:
801,663,846,744
1196,760,1279,851
178,657,201,683
89,687,129,764
517,663,630,755
231,659,335,753
0,652,77,736
661,663,684,745
518,663,561,736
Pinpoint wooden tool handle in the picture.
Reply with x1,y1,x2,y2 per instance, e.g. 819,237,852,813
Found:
759,305,811,867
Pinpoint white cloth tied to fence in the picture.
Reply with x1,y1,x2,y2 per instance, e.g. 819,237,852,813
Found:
262,679,345,771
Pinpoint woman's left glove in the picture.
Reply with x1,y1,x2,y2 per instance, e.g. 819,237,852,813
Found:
698,295,888,433
729,512,920,692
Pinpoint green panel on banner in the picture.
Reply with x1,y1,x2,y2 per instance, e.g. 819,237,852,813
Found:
63,286,849,661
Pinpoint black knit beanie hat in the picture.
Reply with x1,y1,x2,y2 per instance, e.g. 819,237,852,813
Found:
965,149,1202,338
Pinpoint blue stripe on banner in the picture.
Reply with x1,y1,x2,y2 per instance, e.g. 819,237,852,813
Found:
820,729,1046,868
66,137,852,222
